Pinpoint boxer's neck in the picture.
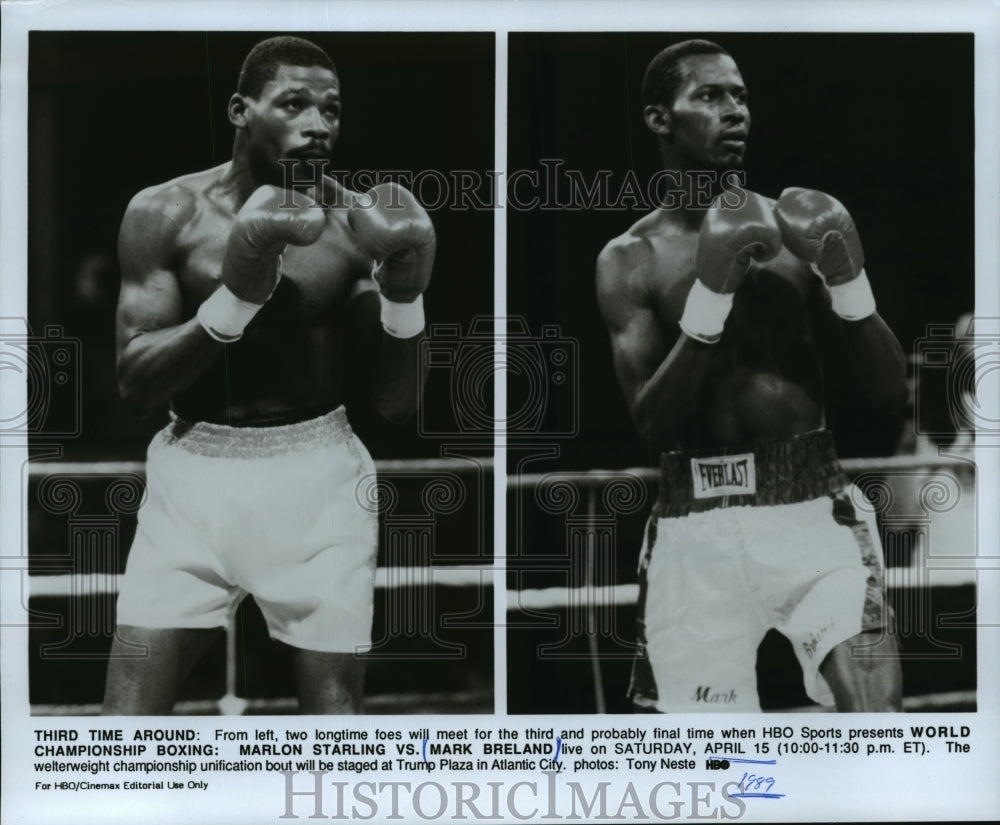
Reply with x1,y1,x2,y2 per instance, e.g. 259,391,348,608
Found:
656,152,744,228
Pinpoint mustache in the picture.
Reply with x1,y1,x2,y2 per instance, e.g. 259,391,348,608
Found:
287,146,331,160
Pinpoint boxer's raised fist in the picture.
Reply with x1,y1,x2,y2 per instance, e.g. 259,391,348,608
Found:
198,186,324,342
696,191,783,294
349,184,435,304
774,187,863,288
222,186,326,305
680,191,782,344
774,188,875,320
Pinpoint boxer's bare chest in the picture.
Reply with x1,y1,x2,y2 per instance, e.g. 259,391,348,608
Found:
646,227,824,444
167,189,375,421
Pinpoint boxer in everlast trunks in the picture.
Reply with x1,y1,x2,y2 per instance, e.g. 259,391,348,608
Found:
103,37,434,714
596,40,908,712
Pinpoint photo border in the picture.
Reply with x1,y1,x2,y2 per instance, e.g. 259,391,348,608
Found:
2,1,998,822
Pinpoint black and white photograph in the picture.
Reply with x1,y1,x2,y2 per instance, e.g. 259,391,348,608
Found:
20,30,495,717
1,2,998,824
506,31,979,715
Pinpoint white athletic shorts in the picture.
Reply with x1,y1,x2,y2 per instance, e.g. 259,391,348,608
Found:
629,430,894,712
115,407,378,653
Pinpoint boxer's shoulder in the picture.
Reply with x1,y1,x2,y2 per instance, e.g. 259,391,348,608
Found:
597,233,655,324
598,210,691,303
123,165,229,240
123,182,192,231
118,187,193,268
119,166,235,274
598,215,658,277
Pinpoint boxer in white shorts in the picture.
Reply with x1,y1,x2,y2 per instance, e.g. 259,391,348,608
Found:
116,408,377,654
597,40,907,711
629,430,892,712
104,36,434,715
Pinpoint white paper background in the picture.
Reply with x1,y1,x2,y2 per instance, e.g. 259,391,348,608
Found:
2,1,998,822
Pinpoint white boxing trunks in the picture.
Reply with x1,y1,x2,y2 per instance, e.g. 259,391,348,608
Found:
115,407,378,653
629,430,894,712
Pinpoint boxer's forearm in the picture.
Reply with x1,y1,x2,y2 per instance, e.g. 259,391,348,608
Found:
838,312,909,414
775,189,908,415
368,331,425,424
630,335,715,448
350,184,433,425
117,319,223,414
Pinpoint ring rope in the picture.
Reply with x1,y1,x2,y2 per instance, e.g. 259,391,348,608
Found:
24,453,976,715
29,566,495,598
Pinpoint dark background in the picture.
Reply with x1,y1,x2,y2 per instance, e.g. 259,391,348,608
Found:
27,30,496,712
505,32,977,713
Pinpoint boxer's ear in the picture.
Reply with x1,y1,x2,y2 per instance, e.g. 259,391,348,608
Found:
228,93,249,128
644,104,673,140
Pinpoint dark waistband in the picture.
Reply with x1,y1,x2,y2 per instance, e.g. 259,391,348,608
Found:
656,429,848,517
160,406,353,459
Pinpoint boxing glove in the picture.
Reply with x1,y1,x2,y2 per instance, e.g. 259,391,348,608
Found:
349,183,435,338
774,187,876,320
198,186,325,342
680,191,783,344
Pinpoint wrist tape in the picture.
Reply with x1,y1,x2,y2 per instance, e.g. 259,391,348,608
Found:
197,285,263,343
678,278,735,344
380,293,425,338
827,269,877,321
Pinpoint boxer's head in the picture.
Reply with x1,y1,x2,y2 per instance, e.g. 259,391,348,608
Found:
643,40,749,171
236,36,338,99
229,37,340,181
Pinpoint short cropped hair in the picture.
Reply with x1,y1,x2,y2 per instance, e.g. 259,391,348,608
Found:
641,39,731,108
237,36,337,99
